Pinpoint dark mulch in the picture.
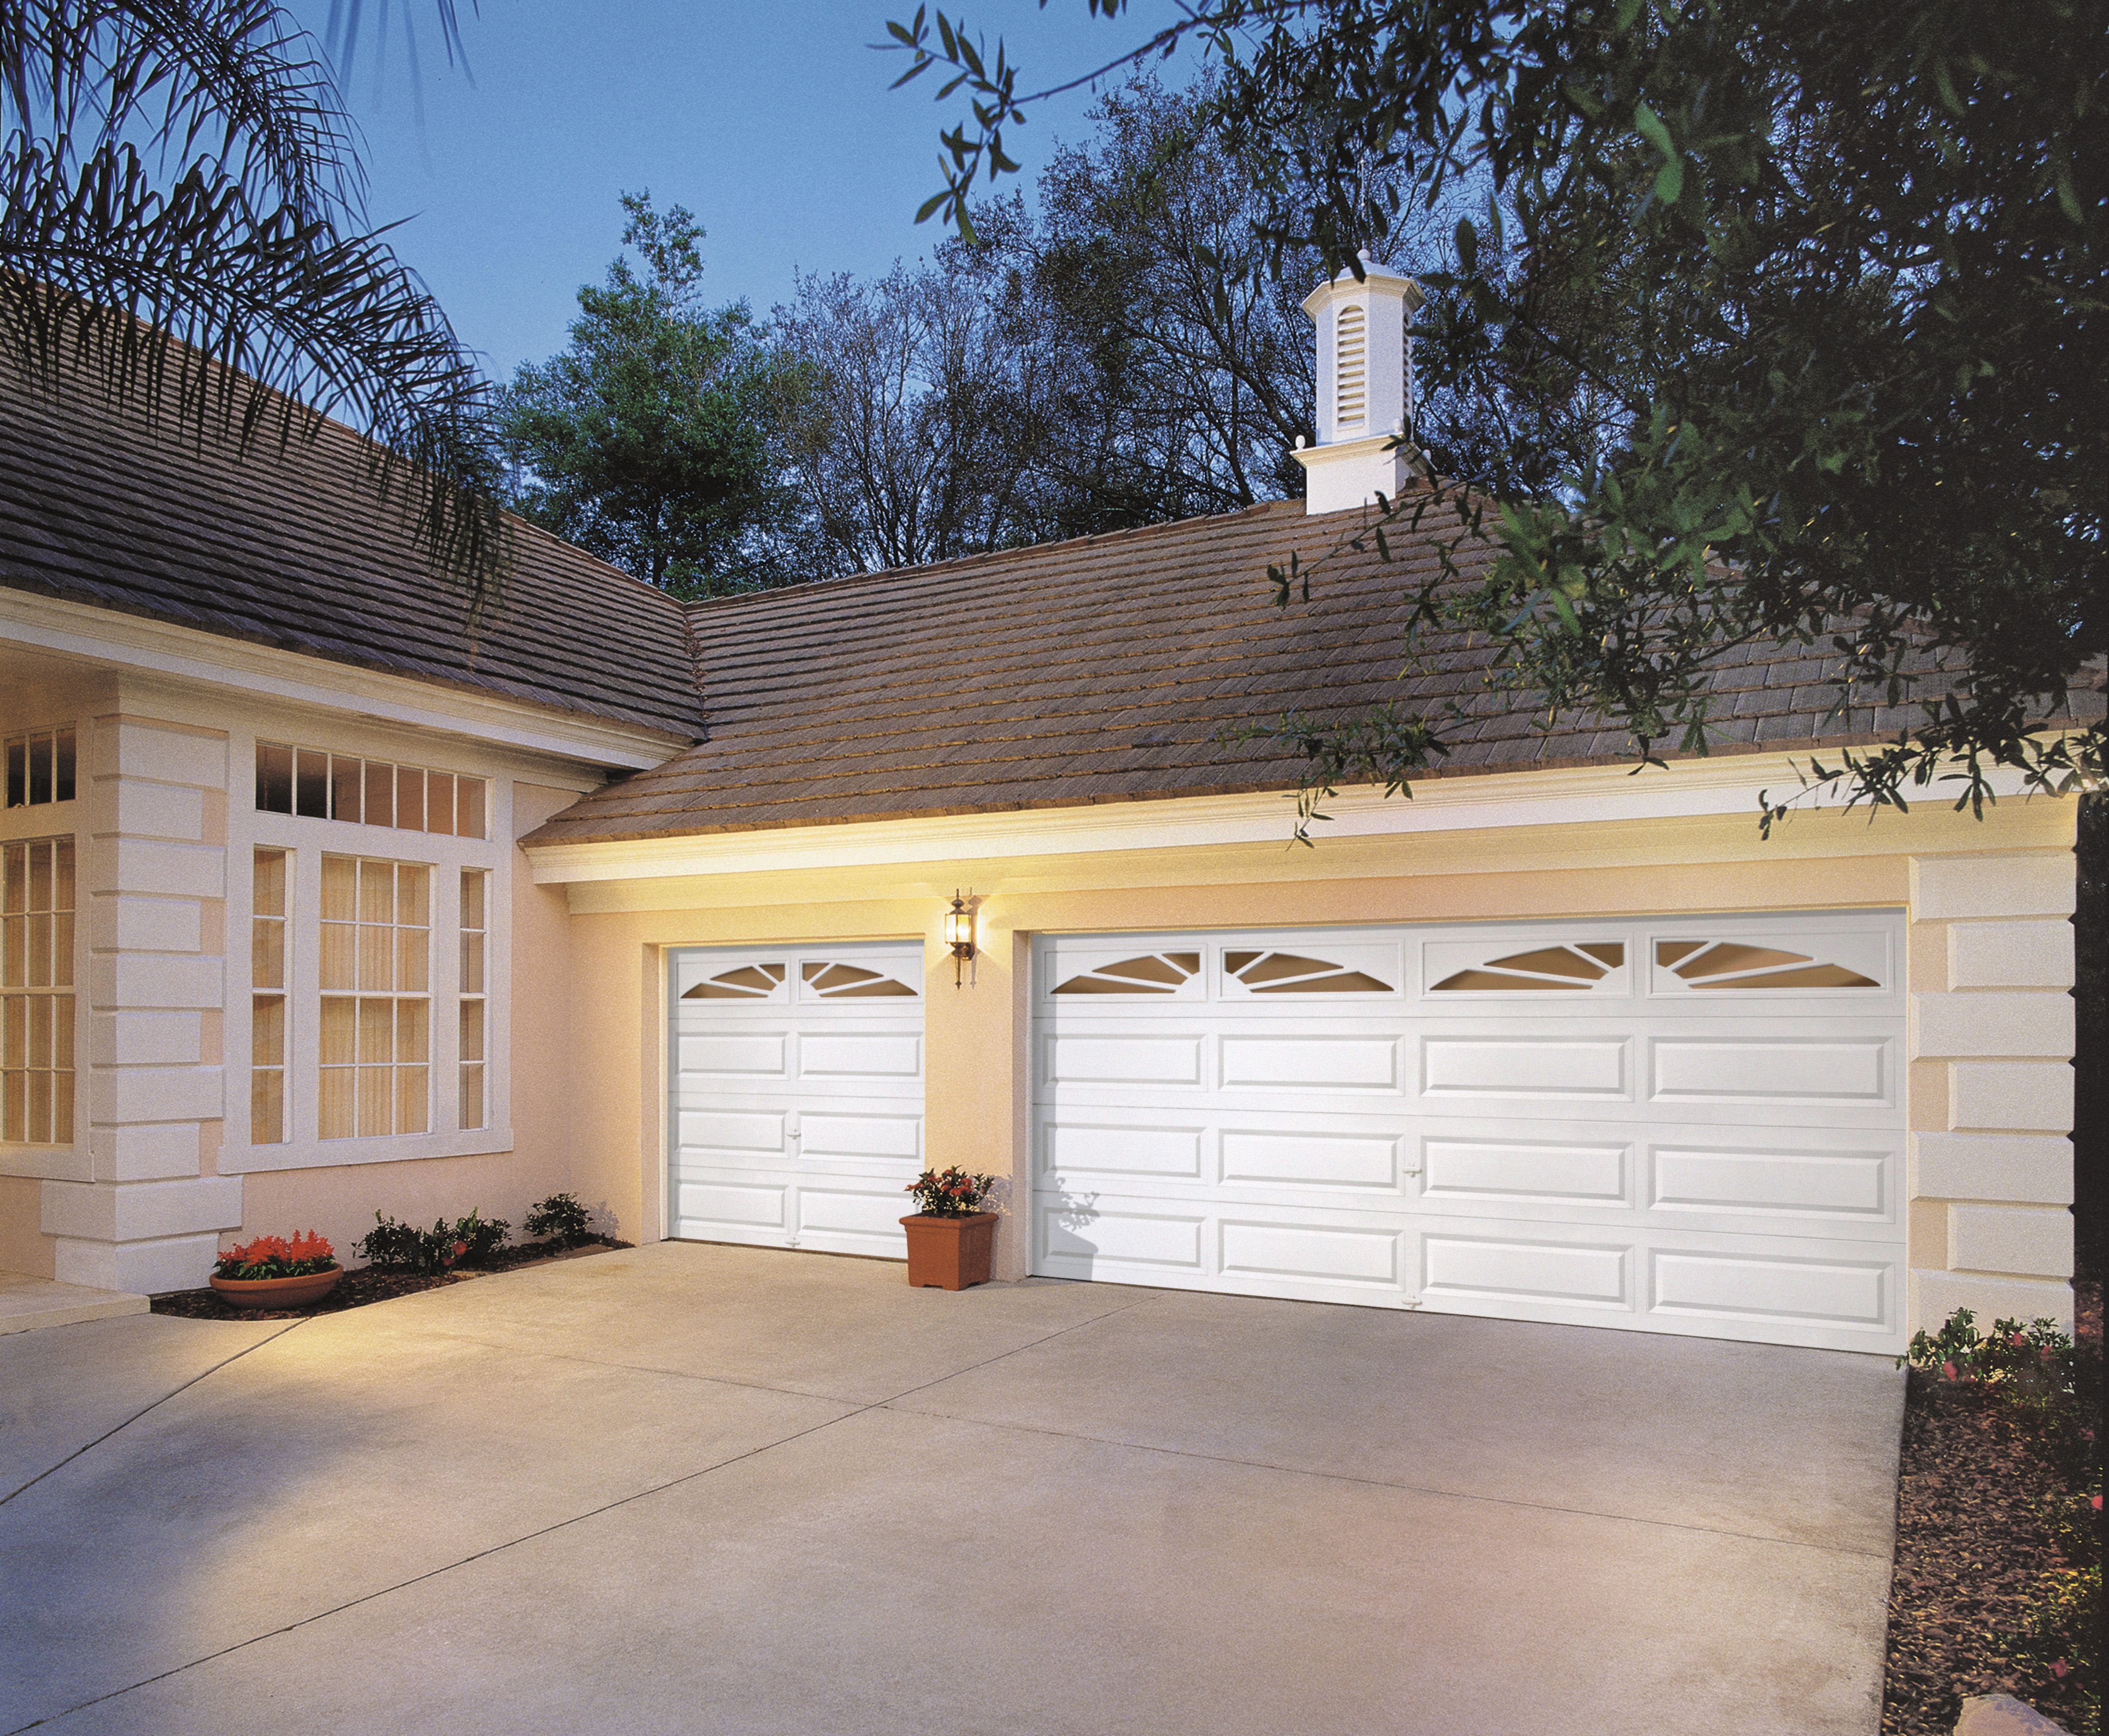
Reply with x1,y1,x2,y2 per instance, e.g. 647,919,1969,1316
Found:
149,1237,634,1322
1882,1279,2103,1735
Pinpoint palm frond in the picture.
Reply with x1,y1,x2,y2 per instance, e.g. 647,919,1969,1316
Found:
1,0,504,597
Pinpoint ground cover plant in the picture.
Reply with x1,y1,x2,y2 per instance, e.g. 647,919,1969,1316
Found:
1884,1287,2103,1733
154,1196,624,1321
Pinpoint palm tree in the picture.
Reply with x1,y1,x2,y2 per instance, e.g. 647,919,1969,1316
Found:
0,1,503,591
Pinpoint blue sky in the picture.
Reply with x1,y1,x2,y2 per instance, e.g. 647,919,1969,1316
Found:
299,2,1193,381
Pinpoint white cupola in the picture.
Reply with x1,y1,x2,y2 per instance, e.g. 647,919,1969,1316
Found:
1293,257,1425,514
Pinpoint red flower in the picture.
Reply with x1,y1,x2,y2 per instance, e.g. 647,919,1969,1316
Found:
2093,1495,2103,1512
1941,1361,1959,1380
452,1240,468,1257
2051,1661,2069,1679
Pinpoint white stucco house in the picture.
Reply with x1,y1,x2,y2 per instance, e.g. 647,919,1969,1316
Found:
2,271,2094,1352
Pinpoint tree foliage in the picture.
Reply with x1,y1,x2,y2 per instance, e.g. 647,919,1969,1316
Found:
890,0,2107,819
0,0,504,591
772,231,1054,574
494,194,802,599
776,75,1455,573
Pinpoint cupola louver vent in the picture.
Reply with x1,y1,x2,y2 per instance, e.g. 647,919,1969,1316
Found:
1334,303,1367,427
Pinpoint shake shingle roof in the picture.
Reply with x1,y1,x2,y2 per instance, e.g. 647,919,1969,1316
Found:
528,496,2082,848
8,354,2093,842
0,359,705,743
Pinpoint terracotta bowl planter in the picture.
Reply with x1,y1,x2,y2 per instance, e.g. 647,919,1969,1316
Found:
900,1212,997,1290
208,1267,342,1310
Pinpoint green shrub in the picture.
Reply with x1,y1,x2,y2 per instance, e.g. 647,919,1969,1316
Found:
452,1209,510,1266
355,1209,510,1275
524,1192,593,1248
1900,1308,2075,1398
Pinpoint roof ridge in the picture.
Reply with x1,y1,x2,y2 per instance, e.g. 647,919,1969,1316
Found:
682,498,1306,618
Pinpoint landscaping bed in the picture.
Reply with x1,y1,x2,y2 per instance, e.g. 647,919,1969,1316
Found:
1883,1280,2103,1735
150,1236,632,1322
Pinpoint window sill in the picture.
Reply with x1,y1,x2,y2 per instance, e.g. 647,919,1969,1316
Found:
218,1128,516,1175
0,1142,90,1182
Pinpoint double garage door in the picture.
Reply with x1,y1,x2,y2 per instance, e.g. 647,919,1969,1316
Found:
671,911,1906,1352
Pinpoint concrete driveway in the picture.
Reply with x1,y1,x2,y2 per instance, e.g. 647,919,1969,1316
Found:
1,1241,1903,1735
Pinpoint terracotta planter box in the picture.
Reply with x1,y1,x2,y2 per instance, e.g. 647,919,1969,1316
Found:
900,1212,997,1290
208,1268,342,1310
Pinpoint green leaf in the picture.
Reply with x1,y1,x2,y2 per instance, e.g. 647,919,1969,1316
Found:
1454,216,1478,274
1633,102,1675,159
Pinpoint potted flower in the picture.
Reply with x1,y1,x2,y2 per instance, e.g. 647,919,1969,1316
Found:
208,1231,341,1309
900,1167,1000,1290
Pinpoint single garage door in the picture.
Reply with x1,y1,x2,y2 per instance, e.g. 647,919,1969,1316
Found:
1032,912,1907,1352
669,943,924,1256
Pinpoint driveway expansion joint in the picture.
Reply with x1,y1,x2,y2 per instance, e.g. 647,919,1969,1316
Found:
0,1320,306,1510
4,1293,1170,1732
873,1399,1894,1561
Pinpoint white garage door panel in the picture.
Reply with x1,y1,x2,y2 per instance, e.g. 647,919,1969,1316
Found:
675,1180,784,1229
670,944,924,1258
1650,1143,1892,1220
677,1031,789,1078
1219,1128,1402,1190
1421,1136,1629,1205
1650,1247,1891,1329
1042,1205,1205,1269
1035,913,1908,1351
799,1032,921,1079
1651,1037,1892,1105
1220,1034,1400,1090
1219,1220,1401,1288
1423,1035,1630,1098
1422,1234,1632,1308
1044,1119,1207,1178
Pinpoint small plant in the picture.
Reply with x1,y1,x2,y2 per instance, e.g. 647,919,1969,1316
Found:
524,1192,594,1248
1901,1308,2076,1399
904,1166,997,1218
214,1232,335,1281
356,1210,508,1276
451,1209,510,1266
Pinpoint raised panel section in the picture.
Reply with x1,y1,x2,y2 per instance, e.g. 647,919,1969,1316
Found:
1220,1221,1398,1286
1422,1139,1627,1204
1220,1035,1396,1090
1042,1207,1204,1269
677,1031,788,1079
1422,1235,1629,1306
1651,1039,1888,1104
1423,1037,1627,1098
1046,1034,1202,1085
675,1110,783,1155
1651,1146,1889,1220
799,1032,921,1079
800,1112,920,1162
798,1187,914,1238
1650,1250,1890,1328
1044,1122,1204,1179
673,1181,785,1229
1219,1130,1397,1189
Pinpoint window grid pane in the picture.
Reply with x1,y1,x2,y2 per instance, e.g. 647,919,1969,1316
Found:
318,856,429,1139
459,869,488,1130
254,744,486,838
251,848,289,1144
1,838,76,1144
5,728,77,809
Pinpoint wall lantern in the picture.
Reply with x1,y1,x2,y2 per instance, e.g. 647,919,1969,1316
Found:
944,889,979,987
